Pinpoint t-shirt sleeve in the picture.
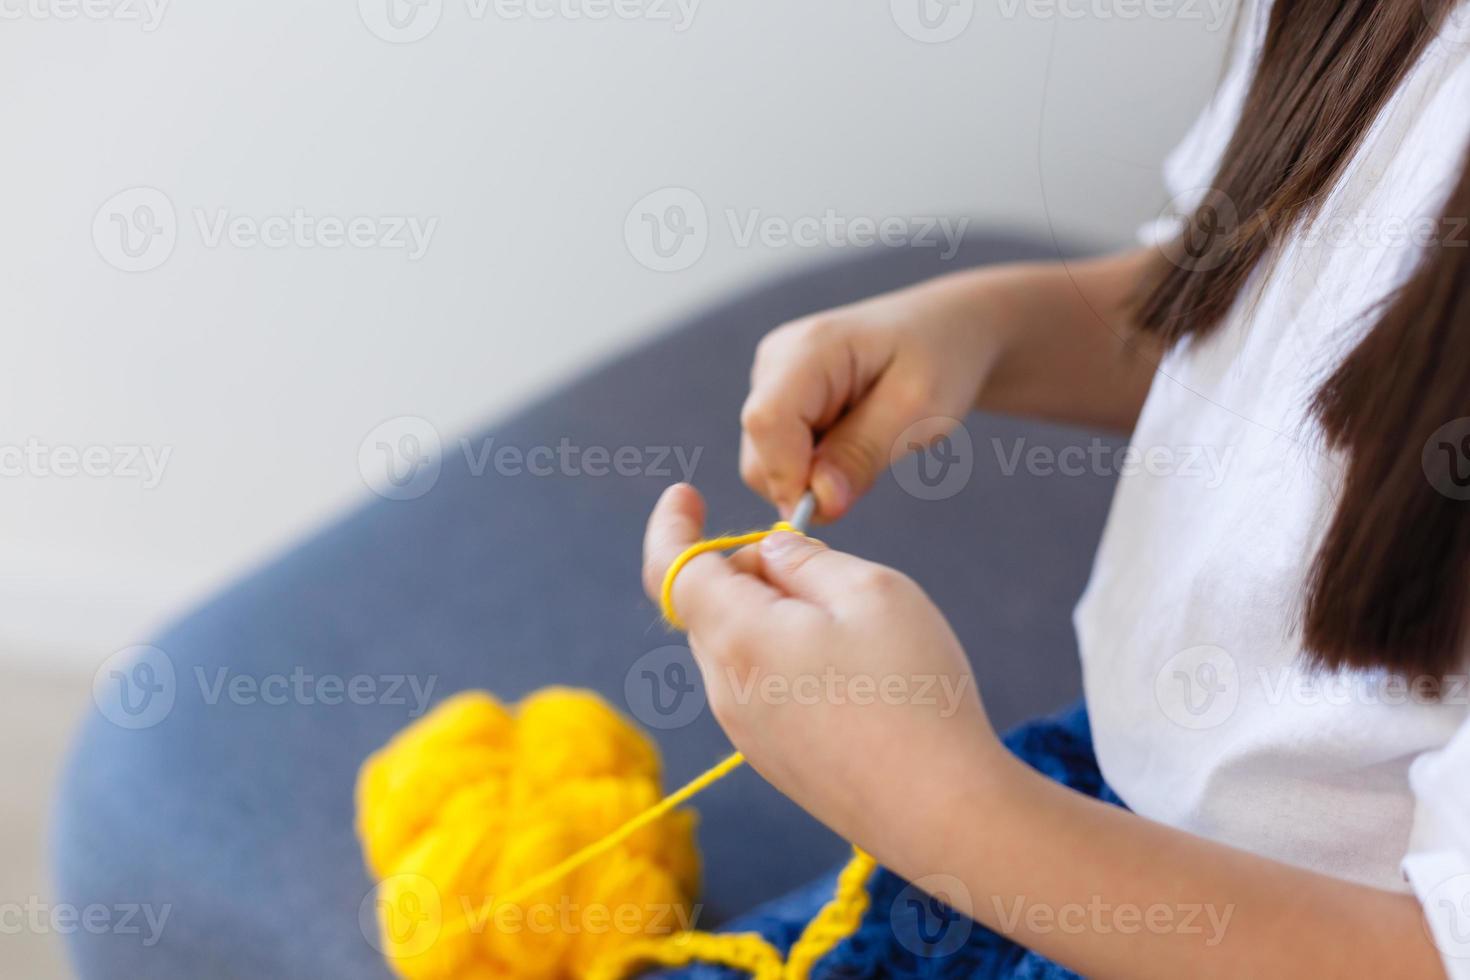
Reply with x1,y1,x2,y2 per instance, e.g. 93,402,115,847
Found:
1403,710,1470,977
1137,0,1267,247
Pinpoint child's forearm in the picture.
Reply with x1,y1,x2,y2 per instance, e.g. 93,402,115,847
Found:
937,248,1163,433
883,748,1445,979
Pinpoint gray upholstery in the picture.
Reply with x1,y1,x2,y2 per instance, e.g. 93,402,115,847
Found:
53,234,1123,978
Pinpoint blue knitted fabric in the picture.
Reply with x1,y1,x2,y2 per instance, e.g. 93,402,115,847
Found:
657,701,1124,979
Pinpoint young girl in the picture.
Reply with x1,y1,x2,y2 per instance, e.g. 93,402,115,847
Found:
642,0,1470,975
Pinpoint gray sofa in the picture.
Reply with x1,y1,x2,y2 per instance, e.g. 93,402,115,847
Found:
53,233,1121,978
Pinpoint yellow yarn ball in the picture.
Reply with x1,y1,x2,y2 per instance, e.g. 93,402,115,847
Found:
356,688,702,979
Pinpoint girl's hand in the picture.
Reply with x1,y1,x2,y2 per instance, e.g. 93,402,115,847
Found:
741,274,1006,521
642,483,1004,851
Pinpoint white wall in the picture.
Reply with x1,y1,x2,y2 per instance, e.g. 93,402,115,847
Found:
0,0,1233,668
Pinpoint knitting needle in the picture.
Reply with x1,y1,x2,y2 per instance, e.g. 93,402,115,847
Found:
789,490,817,535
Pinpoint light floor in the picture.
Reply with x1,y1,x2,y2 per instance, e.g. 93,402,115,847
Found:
0,666,89,979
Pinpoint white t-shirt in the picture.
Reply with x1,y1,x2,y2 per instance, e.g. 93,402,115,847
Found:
1074,0,1470,971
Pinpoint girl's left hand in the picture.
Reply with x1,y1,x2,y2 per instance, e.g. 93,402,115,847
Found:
642,483,1006,853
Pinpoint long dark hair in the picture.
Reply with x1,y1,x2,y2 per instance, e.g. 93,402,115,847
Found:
1133,0,1470,677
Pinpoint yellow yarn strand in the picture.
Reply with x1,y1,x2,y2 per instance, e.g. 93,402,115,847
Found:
357,516,880,980
494,750,746,911
659,520,798,630
481,518,799,913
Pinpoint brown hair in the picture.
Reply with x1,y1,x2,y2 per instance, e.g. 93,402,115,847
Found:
1134,0,1470,677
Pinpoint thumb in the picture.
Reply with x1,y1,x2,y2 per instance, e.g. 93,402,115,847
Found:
757,530,882,607
811,371,936,520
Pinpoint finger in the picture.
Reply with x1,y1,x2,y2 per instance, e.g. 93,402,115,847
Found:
758,530,897,608
728,542,763,576
642,483,707,601
642,484,780,633
738,432,773,508
742,325,858,512
812,369,937,520
739,386,817,515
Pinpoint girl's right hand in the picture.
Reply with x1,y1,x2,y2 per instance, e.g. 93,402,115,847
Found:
740,274,1007,521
